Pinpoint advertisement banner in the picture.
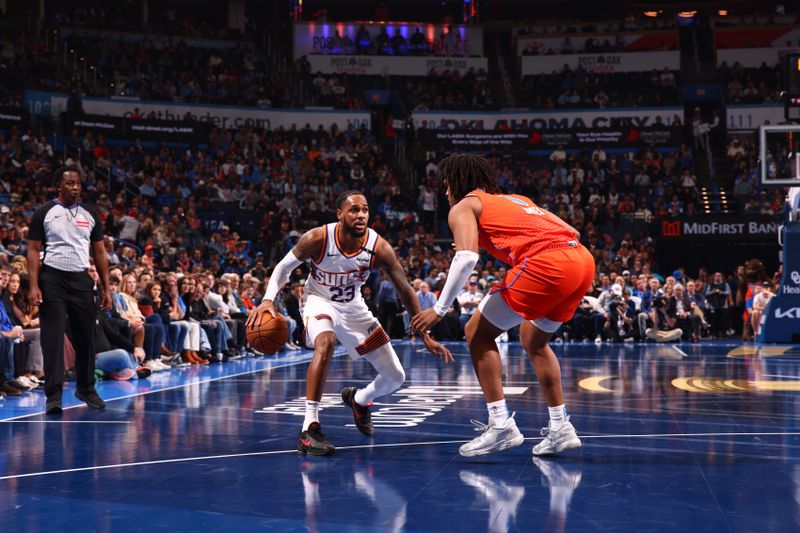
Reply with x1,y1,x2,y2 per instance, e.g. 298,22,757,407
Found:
658,216,780,242
0,106,30,129
516,31,678,56
759,223,800,343
25,91,371,131
293,22,483,58
418,126,683,150
726,105,786,131
521,51,679,75
717,47,794,67
306,55,487,76
413,107,683,131
62,113,210,143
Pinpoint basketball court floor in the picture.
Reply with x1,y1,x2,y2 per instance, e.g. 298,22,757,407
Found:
0,340,798,532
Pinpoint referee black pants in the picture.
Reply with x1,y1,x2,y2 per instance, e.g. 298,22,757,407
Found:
39,266,97,399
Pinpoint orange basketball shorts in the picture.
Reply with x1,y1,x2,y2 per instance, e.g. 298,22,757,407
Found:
491,245,596,323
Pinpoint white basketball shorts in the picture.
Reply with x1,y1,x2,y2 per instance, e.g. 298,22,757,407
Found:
302,294,390,359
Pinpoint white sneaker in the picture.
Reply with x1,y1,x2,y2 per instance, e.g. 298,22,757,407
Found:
157,360,172,371
532,418,582,456
459,413,525,457
145,360,163,372
16,375,35,389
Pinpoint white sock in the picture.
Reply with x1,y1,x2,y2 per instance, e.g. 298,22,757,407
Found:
356,345,406,405
487,399,509,426
548,404,568,426
354,387,372,406
302,400,320,431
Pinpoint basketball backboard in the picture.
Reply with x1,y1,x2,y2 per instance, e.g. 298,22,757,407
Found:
760,124,800,187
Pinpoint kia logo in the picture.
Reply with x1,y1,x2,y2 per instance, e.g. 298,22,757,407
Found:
791,271,800,285
775,307,800,319
662,220,680,237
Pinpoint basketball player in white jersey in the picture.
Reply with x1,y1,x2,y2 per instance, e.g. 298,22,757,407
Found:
247,191,452,455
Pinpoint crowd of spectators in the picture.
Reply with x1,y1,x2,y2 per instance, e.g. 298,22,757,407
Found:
520,34,677,56
717,60,784,105
725,136,789,211
49,2,241,39
0,31,293,107
521,68,680,109
293,58,368,109
514,18,677,36
405,68,494,111
62,33,291,106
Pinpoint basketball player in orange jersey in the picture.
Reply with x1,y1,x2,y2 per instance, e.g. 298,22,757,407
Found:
412,154,595,457
248,191,452,456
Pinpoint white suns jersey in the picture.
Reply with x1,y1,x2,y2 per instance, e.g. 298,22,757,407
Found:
304,223,379,305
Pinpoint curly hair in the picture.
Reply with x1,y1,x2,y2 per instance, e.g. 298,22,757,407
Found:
440,153,502,202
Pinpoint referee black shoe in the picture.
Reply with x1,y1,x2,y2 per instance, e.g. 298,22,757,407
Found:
341,387,374,436
45,397,62,415
298,422,335,456
75,389,106,410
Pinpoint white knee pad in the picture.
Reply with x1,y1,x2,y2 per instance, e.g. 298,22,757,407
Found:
364,343,406,393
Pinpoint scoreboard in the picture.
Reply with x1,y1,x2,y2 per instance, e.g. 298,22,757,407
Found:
786,52,800,121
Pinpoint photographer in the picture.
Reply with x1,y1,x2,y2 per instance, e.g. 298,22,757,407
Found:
594,283,621,341
704,271,732,338
602,289,635,342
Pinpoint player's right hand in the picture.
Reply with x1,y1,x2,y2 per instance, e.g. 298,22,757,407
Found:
29,287,43,306
247,299,277,328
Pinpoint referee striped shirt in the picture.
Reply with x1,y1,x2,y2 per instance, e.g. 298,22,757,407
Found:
28,201,104,272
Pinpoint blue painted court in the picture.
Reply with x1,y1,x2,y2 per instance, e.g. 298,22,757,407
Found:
1,340,799,532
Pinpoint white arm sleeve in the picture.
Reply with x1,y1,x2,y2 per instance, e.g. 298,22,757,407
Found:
264,251,303,302
433,250,479,317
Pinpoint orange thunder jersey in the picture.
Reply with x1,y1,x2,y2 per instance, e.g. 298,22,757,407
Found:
465,189,580,267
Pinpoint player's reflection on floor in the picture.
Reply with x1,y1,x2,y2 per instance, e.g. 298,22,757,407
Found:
301,460,407,533
459,469,526,533
532,457,583,533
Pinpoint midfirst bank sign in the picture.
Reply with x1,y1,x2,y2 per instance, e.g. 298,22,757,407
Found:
660,217,779,242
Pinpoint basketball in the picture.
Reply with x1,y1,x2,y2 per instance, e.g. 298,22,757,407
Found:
246,313,289,355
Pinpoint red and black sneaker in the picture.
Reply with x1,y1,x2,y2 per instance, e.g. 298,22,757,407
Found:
341,386,374,436
298,422,335,456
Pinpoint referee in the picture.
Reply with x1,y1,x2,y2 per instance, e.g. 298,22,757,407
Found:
26,166,111,414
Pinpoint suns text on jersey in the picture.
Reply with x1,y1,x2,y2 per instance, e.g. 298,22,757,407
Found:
310,265,369,287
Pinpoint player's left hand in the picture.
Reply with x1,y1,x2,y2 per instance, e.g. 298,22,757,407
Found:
411,308,443,334
421,334,453,363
